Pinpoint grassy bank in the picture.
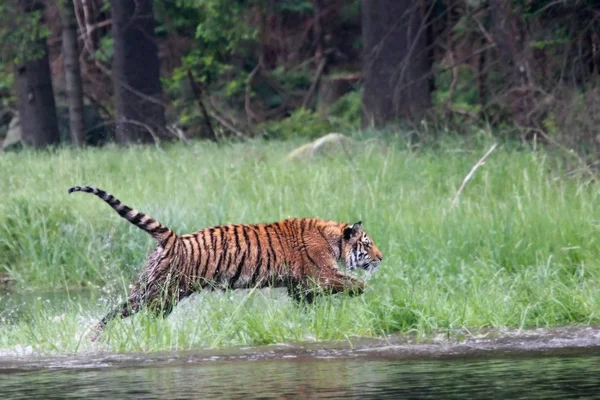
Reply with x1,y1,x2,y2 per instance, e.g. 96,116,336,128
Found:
1,134,600,354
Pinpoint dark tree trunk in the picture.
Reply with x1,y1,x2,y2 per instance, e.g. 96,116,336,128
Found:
59,0,86,147
489,1,534,127
361,0,433,128
111,0,167,144
14,0,60,148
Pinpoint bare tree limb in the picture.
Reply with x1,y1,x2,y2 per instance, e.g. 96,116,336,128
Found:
206,101,248,139
473,15,495,46
77,19,111,42
166,124,190,145
451,143,498,208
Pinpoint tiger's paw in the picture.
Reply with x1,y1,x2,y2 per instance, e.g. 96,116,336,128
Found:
87,323,105,343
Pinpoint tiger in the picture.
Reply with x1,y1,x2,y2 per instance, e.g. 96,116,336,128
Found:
67,185,383,339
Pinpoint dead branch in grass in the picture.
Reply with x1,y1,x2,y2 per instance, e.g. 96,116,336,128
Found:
451,143,498,208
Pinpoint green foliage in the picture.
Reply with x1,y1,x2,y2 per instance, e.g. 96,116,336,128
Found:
340,0,361,22
156,0,261,128
248,68,312,114
327,90,362,131
94,35,114,63
0,3,51,110
257,90,361,140
433,66,481,114
2,137,600,353
258,107,334,140
193,2,258,50
224,71,249,97
0,3,50,65
156,0,258,84
271,67,312,91
0,62,13,109
276,0,313,14
542,115,559,137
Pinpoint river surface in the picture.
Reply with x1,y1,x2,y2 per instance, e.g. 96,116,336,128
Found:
2,289,600,398
1,346,600,399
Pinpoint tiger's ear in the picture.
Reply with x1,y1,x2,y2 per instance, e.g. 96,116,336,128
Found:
343,221,363,240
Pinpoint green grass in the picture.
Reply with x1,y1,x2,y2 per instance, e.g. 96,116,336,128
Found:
1,134,600,355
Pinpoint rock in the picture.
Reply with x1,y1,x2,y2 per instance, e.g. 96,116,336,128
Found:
285,132,358,161
2,114,22,151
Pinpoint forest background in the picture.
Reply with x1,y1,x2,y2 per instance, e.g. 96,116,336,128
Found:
0,0,598,156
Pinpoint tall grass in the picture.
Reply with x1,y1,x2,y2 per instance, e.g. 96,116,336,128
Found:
1,135,599,354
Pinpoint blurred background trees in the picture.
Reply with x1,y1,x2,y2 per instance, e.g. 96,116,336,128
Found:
361,0,434,128
111,0,167,144
0,0,599,159
7,0,60,148
59,0,85,147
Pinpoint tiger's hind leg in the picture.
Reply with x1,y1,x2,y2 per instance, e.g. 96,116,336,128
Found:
89,251,193,342
88,292,143,342
144,284,190,320
89,277,177,342
89,287,186,342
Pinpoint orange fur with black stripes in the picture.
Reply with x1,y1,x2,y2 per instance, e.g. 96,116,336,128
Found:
68,186,383,338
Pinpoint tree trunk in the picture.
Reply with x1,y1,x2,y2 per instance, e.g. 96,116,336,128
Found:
361,0,433,128
14,0,60,148
489,1,534,127
59,0,86,147
111,0,167,144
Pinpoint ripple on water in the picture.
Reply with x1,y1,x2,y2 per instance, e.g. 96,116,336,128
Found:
1,349,600,399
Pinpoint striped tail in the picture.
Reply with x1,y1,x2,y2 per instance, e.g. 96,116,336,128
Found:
68,186,173,241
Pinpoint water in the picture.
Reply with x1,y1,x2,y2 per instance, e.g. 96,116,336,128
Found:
2,289,600,399
1,348,599,399
0,288,100,324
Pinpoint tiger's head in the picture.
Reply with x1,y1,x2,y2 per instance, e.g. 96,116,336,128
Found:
342,221,383,273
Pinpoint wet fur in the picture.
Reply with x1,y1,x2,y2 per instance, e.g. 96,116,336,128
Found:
68,186,383,338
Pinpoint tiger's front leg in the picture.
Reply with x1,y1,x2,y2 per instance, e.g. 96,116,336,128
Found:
314,267,365,296
289,266,365,304
287,281,316,304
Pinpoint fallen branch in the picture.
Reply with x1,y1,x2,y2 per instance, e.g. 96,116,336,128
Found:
451,143,498,208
